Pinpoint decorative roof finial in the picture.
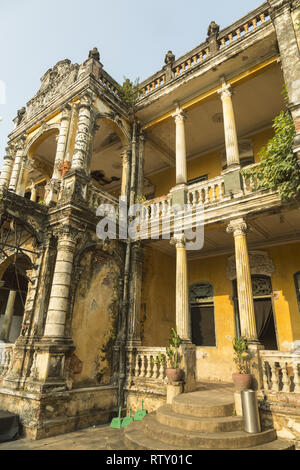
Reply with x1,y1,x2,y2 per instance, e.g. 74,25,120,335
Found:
164,50,175,65
207,21,220,38
89,47,100,61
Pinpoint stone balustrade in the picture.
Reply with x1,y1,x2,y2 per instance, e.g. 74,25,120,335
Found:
260,350,300,394
218,6,270,51
137,2,271,101
98,70,121,98
87,183,120,216
188,175,225,206
133,347,167,382
140,195,171,224
0,343,13,378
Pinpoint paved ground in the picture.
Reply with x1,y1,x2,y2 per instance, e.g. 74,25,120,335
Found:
0,381,234,450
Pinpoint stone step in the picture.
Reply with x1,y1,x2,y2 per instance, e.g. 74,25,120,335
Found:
157,405,243,433
172,390,235,418
141,414,277,449
124,421,293,450
0,410,19,443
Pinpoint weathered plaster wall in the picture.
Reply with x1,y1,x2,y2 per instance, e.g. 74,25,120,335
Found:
70,250,121,388
141,246,176,347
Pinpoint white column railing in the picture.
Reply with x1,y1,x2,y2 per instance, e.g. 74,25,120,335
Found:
188,175,225,206
87,183,119,217
0,343,13,378
133,347,167,382
260,350,300,394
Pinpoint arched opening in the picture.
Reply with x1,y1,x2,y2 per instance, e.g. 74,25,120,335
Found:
233,275,278,350
26,128,59,202
90,118,128,198
0,255,31,343
189,282,216,347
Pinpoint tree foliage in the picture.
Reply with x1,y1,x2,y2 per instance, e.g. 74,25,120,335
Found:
117,77,140,109
242,103,299,202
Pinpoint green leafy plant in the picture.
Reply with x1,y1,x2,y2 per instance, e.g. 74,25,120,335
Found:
233,337,250,374
242,89,300,202
117,77,140,110
38,200,46,205
152,351,166,366
166,328,182,369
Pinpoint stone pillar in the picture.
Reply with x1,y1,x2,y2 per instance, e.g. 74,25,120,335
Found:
9,136,26,192
64,103,79,163
16,157,31,196
137,133,145,197
0,146,14,190
172,107,187,185
52,105,71,179
227,219,258,342
127,243,143,345
121,147,131,199
218,81,243,194
0,290,17,342
43,228,77,338
268,0,300,153
171,235,191,342
71,92,94,173
30,182,37,202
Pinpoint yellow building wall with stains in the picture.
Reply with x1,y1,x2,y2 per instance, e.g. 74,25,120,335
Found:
141,242,300,383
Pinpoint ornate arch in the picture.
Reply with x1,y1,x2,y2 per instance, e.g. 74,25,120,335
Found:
95,113,131,147
25,123,60,157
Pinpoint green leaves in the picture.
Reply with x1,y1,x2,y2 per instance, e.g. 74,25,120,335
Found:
233,337,250,374
117,77,140,108
241,107,299,202
166,328,182,369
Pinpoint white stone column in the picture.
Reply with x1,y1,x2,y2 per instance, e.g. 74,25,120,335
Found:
227,218,258,342
218,82,240,167
16,157,32,196
0,290,17,342
44,229,77,338
172,107,187,185
171,235,191,342
121,147,130,199
52,105,71,179
71,92,94,173
0,147,14,190
30,182,37,202
9,136,26,192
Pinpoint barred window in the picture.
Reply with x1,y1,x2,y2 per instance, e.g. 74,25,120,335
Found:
189,282,216,347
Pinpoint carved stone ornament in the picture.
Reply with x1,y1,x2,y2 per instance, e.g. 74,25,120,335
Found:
88,47,100,61
227,251,275,281
59,160,71,178
207,21,220,37
189,282,214,303
164,50,175,65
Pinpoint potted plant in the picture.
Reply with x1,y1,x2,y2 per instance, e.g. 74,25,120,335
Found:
232,337,252,391
165,328,184,382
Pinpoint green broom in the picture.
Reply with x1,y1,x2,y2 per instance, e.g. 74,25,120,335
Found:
121,406,134,428
134,400,148,421
110,407,123,429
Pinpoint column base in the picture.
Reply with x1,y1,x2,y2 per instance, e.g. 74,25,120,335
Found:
170,184,188,210
247,341,265,391
179,343,196,393
222,165,243,196
167,381,183,404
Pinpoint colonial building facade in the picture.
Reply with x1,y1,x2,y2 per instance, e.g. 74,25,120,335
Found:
0,0,300,445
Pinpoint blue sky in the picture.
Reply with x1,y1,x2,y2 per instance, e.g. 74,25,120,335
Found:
0,0,263,160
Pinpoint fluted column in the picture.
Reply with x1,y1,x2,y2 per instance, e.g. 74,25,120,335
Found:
9,136,26,192
218,82,240,167
0,290,17,342
172,107,187,185
30,182,37,202
137,133,145,197
0,146,14,190
127,244,143,345
16,156,32,196
227,218,258,342
121,147,130,199
43,228,77,338
171,235,191,342
52,104,71,179
71,92,94,173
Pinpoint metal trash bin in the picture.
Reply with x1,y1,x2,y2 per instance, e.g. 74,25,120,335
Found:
241,389,261,434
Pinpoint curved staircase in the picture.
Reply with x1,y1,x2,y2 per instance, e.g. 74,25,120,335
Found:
122,388,295,450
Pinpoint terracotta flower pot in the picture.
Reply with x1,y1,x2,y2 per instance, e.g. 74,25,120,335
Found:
166,368,184,382
232,373,252,392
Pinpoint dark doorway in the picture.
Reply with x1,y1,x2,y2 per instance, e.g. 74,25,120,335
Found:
191,305,216,347
254,298,278,350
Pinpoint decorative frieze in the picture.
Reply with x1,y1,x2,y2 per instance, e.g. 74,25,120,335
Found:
227,251,275,280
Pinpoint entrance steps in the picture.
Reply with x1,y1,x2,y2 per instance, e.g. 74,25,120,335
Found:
0,410,19,443
121,389,295,450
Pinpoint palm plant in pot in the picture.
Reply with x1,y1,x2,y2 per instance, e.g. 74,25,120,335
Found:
165,328,184,382
232,337,252,391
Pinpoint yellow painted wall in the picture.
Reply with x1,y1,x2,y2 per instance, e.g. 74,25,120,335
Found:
149,128,274,198
141,246,176,346
266,242,300,348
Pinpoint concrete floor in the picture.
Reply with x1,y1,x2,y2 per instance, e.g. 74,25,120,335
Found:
0,381,234,450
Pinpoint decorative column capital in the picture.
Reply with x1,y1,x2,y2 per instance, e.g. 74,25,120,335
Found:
170,234,186,248
78,90,95,109
218,81,233,100
172,106,187,124
227,218,249,237
4,146,14,161
60,104,72,121
15,134,27,152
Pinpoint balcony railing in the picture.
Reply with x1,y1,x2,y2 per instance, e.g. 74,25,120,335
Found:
133,347,167,382
137,3,271,101
188,175,226,206
87,183,120,217
260,350,300,394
